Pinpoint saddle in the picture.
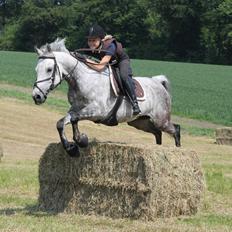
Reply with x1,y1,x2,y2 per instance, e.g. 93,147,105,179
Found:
109,66,145,101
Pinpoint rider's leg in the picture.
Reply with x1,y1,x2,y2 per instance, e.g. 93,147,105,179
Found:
124,76,141,115
118,59,141,115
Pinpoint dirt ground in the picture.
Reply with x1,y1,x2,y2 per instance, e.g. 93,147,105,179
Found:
0,97,232,162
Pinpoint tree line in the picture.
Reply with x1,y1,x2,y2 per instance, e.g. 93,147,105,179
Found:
0,0,231,64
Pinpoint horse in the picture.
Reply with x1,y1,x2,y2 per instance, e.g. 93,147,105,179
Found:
32,38,180,157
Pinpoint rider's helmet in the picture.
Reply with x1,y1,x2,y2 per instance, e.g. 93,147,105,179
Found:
87,24,106,39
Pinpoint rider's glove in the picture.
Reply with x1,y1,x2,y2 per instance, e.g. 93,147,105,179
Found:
73,52,86,62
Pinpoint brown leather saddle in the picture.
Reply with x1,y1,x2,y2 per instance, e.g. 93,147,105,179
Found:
109,66,145,101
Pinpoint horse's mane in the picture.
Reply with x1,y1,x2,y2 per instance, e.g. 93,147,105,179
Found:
39,38,69,54
38,38,110,76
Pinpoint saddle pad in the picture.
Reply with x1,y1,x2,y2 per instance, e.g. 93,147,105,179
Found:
109,66,145,101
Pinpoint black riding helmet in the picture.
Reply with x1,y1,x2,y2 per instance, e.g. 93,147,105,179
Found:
87,24,106,39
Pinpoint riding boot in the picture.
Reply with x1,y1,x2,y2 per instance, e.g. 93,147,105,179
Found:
123,77,141,115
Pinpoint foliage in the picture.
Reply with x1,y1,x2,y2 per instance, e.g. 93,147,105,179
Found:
201,0,232,64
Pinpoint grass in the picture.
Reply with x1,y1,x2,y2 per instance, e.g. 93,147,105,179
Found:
0,51,68,92
0,87,69,113
0,51,232,126
181,126,215,138
0,160,38,208
0,51,36,87
204,164,232,195
182,214,232,228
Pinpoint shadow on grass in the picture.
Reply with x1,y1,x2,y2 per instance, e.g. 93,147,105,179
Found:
0,203,60,217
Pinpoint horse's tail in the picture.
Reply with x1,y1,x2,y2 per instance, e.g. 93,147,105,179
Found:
152,75,170,93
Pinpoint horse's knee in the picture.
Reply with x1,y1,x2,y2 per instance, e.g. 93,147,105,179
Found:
70,112,80,124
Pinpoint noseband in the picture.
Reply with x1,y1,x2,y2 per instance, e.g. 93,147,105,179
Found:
34,55,78,99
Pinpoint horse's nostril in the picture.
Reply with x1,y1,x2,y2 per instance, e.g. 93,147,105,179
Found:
33,94,41,103
35,95,41,100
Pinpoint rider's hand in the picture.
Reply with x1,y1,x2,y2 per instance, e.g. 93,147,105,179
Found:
73,52,86,62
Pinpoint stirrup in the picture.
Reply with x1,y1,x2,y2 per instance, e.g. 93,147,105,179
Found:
132,104,141,115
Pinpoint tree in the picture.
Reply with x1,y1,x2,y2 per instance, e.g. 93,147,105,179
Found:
147,0,204,61
201,0,232,64
12,1,72,50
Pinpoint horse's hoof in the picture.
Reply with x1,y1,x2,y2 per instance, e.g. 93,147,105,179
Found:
176,143,181,147
77,133,89,148
66,143,80,157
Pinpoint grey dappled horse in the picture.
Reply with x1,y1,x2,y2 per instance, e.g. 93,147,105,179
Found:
32,39,180,157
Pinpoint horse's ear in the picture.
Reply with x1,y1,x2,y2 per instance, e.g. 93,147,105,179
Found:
35,46,43,56
47,44,52,52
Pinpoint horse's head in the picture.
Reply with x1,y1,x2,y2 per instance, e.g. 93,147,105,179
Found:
32,38,70,105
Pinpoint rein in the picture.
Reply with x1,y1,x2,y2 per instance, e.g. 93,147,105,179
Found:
72,50,118,68
75,48,109,54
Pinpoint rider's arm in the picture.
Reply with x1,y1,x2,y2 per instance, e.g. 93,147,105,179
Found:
86,42,116,72
86,55,112,72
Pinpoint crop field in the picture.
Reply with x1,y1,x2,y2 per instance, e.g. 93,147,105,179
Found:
0,50,232,231
0,50,232,126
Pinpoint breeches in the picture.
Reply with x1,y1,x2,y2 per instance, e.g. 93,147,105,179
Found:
118,59,133,82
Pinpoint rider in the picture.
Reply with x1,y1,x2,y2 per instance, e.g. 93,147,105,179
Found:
83,24,141,116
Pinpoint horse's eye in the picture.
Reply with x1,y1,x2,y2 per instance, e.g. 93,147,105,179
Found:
47,68,52,73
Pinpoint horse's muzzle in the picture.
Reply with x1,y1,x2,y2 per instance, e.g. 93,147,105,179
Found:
32,93,45,105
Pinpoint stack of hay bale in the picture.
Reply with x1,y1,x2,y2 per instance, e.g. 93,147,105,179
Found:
38,141,205,219
216,127,232,145
0,144,3,162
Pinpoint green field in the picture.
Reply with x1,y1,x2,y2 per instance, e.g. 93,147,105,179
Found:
0,51,232,126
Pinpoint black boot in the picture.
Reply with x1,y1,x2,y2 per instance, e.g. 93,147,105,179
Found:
123,77,141,115
132,101,141,115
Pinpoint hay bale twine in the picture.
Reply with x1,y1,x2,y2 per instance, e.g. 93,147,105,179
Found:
38,142,204,219
216,127,232,145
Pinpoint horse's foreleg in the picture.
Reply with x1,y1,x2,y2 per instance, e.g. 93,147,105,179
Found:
69,104,103,148
70,112,89,148
56,114,80,157
154,129,162,145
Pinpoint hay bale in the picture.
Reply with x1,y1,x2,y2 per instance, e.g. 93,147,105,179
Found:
0,144,3,161
216,127,232,145
38,142,204,219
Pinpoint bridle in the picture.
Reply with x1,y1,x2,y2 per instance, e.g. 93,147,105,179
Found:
33,55,78,99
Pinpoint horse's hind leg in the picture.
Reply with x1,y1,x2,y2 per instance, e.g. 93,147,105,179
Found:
161,121,181,147
174,124,181,147
127,116,162,145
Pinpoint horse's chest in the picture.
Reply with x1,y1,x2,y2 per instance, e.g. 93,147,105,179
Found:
68,89,88,106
